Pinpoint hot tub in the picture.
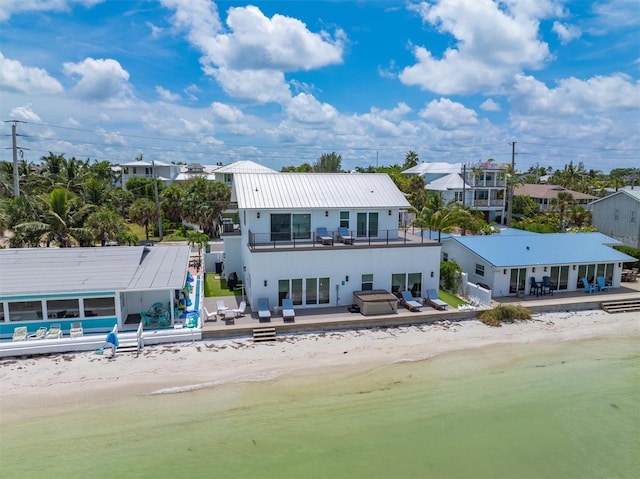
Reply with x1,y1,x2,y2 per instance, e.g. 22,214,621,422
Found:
352,290,398,315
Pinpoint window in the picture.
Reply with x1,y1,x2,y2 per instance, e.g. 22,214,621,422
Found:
475,190,489,200
123,167,129,174
7,300,42,321
318,277,330,304
614,209,619,220
132,167,137,174
145,167,151,176
407,273,422,297
292,214,310,239
279,278,303,306
632,210,637,223
270,213,311,241
475,264,485,276
442,252,449,262
83,297,116,317
361,274,373,291
357,212,379,237
454,191,463,202
306,278,317,305
391,273,405,295
340,211,350,228
46,299,79,319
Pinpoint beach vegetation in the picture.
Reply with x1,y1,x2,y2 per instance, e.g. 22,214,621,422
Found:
478,304,532,327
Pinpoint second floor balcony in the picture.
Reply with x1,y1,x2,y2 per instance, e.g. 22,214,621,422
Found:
247,227,440,251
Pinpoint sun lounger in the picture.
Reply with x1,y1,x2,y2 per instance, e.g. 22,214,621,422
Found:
282,298,296,322
45,324,62,339
400,290,422,312
70,322,83,338
29,327,47,340
257,298,271,322
203,306,217,322
337,227,354,245
316,227,333,245
232,301,247,318
12,326,27,342
425,289,448,310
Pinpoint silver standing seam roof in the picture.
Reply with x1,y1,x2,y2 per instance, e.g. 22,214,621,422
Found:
0,246,190,297
232,173,411,209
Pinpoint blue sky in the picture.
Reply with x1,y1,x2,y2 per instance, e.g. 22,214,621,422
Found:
1,0,638,173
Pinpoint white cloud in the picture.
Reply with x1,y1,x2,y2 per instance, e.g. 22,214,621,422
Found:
97,128,127,146
184,84,200,101
400,0,554,94
420,98,479,129
0,0,103,22
480,98,501,111
0,52,63,94
210,102,244,123
552,21,581,44
63,57,133,104
286,93,337,124
155,85,181,102
510,73,640,116
160,1,345,104
9,103,42,122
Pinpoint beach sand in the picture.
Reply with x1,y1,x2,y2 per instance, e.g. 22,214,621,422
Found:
1,309,638,423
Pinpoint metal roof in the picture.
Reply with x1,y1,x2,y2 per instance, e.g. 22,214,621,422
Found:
233,173,411,209
215,160,277,174
590,188,640,205
426,173,470,191
0,246,190,297
444,232,635,268
403,162,462,175
514,184,597,201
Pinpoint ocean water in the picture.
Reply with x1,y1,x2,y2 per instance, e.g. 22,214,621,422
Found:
2,336,639,479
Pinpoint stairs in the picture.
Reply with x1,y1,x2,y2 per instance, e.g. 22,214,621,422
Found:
253,327,276,342
601,299,640,314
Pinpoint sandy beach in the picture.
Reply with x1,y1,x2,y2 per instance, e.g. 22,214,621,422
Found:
1,309,639,423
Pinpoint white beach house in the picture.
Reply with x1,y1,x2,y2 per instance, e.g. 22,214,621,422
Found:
221,173,442,313
0,246,194,341
441,230,635,297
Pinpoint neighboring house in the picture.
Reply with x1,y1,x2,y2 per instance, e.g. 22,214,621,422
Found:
441,230,634,297
222,173,442,311
590,189,640,248
514,184,597,211
403,160,507,223
0,246,191,340
174,162,221,182
212,160,278,190
120,160,181,186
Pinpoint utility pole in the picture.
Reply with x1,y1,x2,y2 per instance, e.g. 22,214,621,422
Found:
5,120,25,197
462,164,466,207
152,160,163,242
505,141,516,227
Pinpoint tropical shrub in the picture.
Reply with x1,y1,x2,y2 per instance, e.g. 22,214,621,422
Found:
478,304,532,327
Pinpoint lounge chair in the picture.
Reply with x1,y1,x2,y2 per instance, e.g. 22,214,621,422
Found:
316,227,333,245
29,327,47,340
257,298,271,322
541,276,554,295
203,306,217,322
425,289,448,311
400,290,422,312
596,276,612,292
12,326,27,342
216,299,229,316
582,278,597,294
231,301,247,318
282,298,296,322
337,227,354,245
45,324,62,339
70,322,83,338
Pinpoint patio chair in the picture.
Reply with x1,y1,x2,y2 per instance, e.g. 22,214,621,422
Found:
12,326,28,342
231,301,247,318
216,299,228,315
70,322,83,338
45,324,62,339
203,306,217,322
316,227,333,245
29,327,47,340
596,276,612,292
529,277,541,296
282,298,296,322
581,278,597,294
257,298,271,322
337,227,354,245
541,276,554,295
425,289,448,311
400,290,422,312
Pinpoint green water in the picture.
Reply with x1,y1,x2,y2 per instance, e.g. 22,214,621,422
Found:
2,337,639,479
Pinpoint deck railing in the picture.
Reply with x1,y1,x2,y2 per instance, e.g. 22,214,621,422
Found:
248,227,439,250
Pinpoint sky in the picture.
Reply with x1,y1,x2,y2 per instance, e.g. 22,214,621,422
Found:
1,0,639,173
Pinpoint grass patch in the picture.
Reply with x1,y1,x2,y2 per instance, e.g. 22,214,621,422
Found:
204,273,242,298
478,304,532,327
438,289,467,308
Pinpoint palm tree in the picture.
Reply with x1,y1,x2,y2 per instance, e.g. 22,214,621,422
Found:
86,207,127,246
160,184,184,223
187,230,210,255
414,194,470,241
129,198,158,241
403,150,419,170
14,187,94,247
551,191,574,232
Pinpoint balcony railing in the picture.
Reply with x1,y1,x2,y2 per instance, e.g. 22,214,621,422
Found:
247,227,439,251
